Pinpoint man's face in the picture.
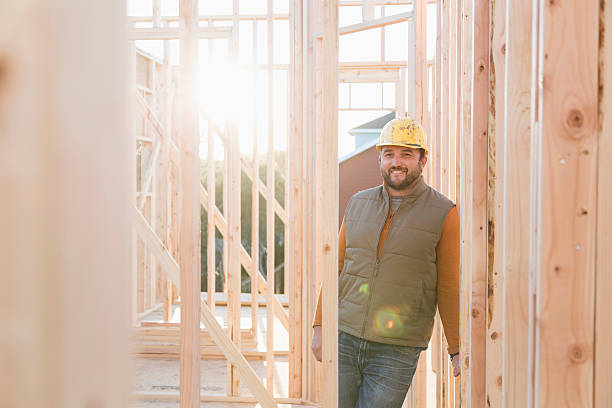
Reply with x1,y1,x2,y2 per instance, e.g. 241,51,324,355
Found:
379,146,427,193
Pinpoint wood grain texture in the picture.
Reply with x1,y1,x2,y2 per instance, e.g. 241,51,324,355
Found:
595,1,612,405
486,0,505,405
178,0,201,405
470,0,489,406
316,1,339,406
535,0,598,406
504,0,532,405
459,0,473,404
0,2,130,406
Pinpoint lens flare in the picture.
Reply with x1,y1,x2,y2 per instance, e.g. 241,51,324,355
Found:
373,306,405,337
358,283,369,295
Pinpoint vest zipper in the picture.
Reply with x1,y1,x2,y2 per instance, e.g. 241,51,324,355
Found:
360,196,397,337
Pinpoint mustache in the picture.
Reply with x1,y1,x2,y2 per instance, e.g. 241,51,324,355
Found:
388,167,408,172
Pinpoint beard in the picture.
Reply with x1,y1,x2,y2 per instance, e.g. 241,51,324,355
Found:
381,163,423,191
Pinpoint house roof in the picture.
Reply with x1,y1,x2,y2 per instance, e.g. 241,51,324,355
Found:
347,111,396,135
341,111,396,163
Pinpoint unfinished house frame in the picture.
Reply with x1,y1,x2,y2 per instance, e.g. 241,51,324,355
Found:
3,0,612,407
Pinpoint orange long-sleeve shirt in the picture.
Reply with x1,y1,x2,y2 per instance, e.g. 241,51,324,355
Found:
312,206,460,355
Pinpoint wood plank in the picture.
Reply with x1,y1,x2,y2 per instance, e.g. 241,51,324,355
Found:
535,0,598,405
339,11,413,36
0,2,130,406
316,0,339,406
128,26,232,40
227,0,242,394
503,0,531,405
199,300,278,407
178,0,201,405
486,0,505,404
133,206,181,289
265,0,276,395
133,391,302,405
207,123,217,314
595,1,612,404
288,0,304,398
459,0,473,404
251,18,261,342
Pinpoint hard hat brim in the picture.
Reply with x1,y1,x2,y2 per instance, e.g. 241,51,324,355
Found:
376,142,429,156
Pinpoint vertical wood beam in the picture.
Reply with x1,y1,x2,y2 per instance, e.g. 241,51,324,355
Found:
227,0,242,396
486,0,505,404
415,0,427,126
468,0,488,405
534,0,598,405
595,1,612,405
315,1,339,406
362,0,375,21
251,18,260,341
288,0,305,399
503,0,532,405
0,1,130,406
178,0,201,406
265,0,276,394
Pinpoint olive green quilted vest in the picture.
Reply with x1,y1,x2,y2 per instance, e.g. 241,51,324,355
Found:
338,176,454,347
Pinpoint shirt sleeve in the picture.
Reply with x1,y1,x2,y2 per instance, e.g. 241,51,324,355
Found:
312,218,346,327
437,205,460,355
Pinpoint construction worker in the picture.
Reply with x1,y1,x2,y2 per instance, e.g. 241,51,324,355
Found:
310,117,460,407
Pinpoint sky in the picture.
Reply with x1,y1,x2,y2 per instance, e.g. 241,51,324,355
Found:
129,0,436,159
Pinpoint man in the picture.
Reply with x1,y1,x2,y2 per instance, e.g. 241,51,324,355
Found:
311,117,460,408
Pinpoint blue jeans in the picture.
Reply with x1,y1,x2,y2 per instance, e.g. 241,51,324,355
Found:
338,331,423,408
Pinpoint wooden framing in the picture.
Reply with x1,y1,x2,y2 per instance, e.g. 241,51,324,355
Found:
0,1,130,407
123,0,612,407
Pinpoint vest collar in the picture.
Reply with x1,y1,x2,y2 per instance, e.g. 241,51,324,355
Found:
382,176,428,210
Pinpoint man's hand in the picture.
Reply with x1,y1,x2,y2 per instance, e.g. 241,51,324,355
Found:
311,326,322,362
451,353,460,377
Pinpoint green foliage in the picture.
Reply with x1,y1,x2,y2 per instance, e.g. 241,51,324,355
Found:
200,151,287,294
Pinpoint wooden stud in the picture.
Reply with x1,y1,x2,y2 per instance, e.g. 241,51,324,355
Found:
534,0,598,405
227,0,242,396
459,0,473,404
266,0,276,395
502,0,532,404
251,18,260,340
595,1,612,405
0,2,130,406
316,1,339,406
178,0,201,406
288,0,305,398
485,0,505,404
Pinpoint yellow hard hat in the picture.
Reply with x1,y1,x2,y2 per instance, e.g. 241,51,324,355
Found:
376,117,428,156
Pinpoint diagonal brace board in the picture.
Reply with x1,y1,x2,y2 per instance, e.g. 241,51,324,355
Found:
133,205,180,290
133,204,277,406
239,247,290,331
200,184,290,330
200,299,277,407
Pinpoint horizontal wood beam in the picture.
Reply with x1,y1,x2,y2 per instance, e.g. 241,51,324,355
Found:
133,206,180,290
132,392,306,405
128,14,290,23
128,27,232,40
339,69,400,83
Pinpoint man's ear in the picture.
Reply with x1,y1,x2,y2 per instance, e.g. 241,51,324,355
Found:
420,156,428,168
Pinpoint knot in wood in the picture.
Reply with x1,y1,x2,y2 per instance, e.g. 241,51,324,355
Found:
568,344,587,363
479,64,486,73
323,244,331,253
490,331,499,340
567,109,584,130
501,44,506,55
497,376,503,387
472,308,480,318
